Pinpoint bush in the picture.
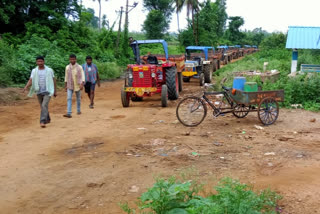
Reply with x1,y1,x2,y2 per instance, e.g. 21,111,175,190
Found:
96,62,124,80
120,177,281,214
0,40,16,86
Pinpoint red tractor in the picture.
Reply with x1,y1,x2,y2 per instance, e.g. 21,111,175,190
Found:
121,40,180,107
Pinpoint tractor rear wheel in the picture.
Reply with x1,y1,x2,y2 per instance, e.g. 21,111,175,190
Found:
204,65,212,83
183,76,190,82
166,67,179,100
199,73,205,86
161,84,168,107
121,88,130,107
178,72,183,92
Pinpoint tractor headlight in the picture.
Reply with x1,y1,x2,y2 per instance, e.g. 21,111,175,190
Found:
151,72,156,78
129,73,133,79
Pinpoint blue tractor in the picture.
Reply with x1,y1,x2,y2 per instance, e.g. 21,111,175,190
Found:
183,46,217,86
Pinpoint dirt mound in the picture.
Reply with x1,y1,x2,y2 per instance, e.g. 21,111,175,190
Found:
0,88,25,105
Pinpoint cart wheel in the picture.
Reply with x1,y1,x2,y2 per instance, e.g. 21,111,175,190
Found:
232,104,250,118
258,97,279,125
176,96,207,127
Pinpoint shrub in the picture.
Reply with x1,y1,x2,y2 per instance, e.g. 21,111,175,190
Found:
120,177,281,214
96,62,124,80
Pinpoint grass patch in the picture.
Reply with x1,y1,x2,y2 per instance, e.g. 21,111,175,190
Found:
120,177,281,214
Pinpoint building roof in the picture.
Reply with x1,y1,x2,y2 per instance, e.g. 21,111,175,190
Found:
286,26,320,49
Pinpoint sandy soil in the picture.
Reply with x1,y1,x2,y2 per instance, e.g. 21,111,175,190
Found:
0,78,319,214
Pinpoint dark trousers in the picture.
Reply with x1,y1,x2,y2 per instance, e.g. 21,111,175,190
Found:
37,94,51,124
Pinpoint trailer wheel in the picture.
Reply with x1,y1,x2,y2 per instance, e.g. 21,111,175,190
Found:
161,84,168,107
204,65,212,83
121,88,130,107
166,67,179,100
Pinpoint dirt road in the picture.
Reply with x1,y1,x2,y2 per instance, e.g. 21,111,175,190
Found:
0,79,319,214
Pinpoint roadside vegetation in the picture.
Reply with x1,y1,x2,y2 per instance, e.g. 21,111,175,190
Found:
120,176,282,214
214,33,320,111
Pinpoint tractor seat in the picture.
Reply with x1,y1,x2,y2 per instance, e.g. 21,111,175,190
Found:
147,55,158,65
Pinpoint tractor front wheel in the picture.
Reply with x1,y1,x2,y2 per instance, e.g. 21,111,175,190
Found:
161,84,168,107
199,73,205,86
166,67,179,100
121,88,130,107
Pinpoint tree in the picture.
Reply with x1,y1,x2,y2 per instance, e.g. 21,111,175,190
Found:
224,16,244,44
142,0,174,39
84,8,99,28
215,0,228,37
0,0,80,35
93,0,108,30
179,0,221,47
102,15,109,29
143,10,169,39
174,0,184,32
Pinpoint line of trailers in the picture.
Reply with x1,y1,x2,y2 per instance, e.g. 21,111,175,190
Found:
121,40,258,107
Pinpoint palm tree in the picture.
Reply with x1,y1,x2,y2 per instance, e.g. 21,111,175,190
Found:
175,0,184,32
93,0,108,30
185,0,199,44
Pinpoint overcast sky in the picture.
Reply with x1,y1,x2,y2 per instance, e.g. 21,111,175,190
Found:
83,0,320,33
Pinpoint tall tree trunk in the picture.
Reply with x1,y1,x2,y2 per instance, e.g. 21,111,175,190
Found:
177,12,180,32
196,11,199,45
192,9,196,44
98,0,101,29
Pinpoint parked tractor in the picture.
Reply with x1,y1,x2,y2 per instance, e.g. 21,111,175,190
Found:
229,46,240,59
217,45,230,65
121,40,181,108
252,45,258,53
235,45,244,57
183,46,217,86
244,45,252,55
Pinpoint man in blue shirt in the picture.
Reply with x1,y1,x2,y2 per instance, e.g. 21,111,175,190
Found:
82,56,100,109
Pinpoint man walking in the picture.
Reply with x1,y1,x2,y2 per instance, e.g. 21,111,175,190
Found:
23,56,57,128
82,56,100,109
63,54,85,118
